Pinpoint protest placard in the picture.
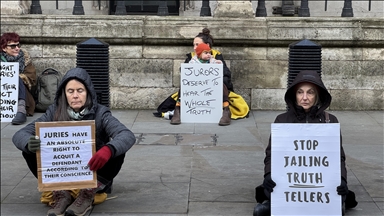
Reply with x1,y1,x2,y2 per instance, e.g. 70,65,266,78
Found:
1,62,19,122
271,123,341,216
36,120,97,191
180,63,223,123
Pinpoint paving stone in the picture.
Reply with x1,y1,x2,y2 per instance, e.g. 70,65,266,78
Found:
136,133,216,146
91,182,189,214
188,201,255,216
1,110,382,216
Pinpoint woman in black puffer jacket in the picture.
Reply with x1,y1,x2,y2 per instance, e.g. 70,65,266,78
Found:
253,70,357,216
12,68,136,216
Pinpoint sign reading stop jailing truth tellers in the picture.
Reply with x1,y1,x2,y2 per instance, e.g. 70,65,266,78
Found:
180,63,223,123
1,62,19,122
271,123,341,216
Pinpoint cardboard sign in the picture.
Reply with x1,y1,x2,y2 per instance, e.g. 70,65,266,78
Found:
180,63,223,123
1,62,19,122
271,123,341,216
36,121,97,191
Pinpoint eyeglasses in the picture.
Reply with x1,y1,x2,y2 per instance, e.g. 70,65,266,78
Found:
6,43,21,49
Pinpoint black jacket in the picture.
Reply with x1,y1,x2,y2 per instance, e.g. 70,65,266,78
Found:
264,70,347,180
12,68,136,158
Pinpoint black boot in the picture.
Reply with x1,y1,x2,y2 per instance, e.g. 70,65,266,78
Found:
170,106,181,125
253,200,270,216
11,112,27,125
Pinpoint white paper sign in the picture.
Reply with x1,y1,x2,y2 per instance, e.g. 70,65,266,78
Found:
180,63,223,123
1,62,19,122
271,123,341,216
39,125,94,183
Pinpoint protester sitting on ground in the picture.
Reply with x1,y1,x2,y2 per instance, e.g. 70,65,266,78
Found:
154,28,249,125
1,32,37,125
12,68,136,216
189,43,222,64
253,70,358,216
168,28,234,126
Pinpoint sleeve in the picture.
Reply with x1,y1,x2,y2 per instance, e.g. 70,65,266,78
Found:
101,110,136,157
214,53,233,91
23,63,37,87
22,49,37,87
188,56,199,64
184,53,192,63
264,135,272,176
330,114,347,181
12,106,55,153
264,114,287,176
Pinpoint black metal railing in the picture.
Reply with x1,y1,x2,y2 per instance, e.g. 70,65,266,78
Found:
28,0,373,17
115,0,127,15
30,0,42,14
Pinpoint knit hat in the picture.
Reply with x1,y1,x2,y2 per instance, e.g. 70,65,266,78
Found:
195,43,211,58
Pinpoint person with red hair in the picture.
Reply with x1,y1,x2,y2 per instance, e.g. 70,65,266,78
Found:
1,32,37,124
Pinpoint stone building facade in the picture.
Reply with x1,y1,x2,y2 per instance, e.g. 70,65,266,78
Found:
1,1,383,110
1,1,383,17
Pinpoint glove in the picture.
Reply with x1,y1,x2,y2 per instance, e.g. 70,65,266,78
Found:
28,136,41,153
337,178,349,195
263,173,276,193
88,146,112,171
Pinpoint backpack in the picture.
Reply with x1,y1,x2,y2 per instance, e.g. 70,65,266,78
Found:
35,68,62,112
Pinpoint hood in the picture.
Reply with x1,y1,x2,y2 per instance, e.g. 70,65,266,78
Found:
55,67,98,109
285,70,332,115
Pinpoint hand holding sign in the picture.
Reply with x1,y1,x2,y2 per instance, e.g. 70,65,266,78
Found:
263,173,276,193
337,178,348,195
28,136,41,153
88,146,112,171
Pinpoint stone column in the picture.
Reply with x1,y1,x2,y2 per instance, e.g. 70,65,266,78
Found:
213,1,254,18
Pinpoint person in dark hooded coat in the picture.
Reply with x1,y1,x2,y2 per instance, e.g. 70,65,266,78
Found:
253,70,357,216
12,68,136,216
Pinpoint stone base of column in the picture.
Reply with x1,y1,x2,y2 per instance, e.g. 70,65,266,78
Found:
213,1,254,18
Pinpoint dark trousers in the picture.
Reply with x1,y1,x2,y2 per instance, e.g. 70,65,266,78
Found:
18,77,26,101
22,151,126,192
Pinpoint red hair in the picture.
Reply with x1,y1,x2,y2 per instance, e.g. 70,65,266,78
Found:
1,32,20,49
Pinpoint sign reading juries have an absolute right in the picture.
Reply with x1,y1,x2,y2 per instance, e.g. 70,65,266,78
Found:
180,63,223,123
271,123,341,216
36,120,97,192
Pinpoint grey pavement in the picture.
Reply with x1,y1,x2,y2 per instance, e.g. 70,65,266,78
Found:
1,110,383,216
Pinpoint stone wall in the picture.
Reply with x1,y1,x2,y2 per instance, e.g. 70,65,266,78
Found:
1,15,383,110
1,1,383,17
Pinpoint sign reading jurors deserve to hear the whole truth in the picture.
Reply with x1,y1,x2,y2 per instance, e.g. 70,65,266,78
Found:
36,121,97,191
271,123,341,216
1,62,19,122
180,63,223,123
